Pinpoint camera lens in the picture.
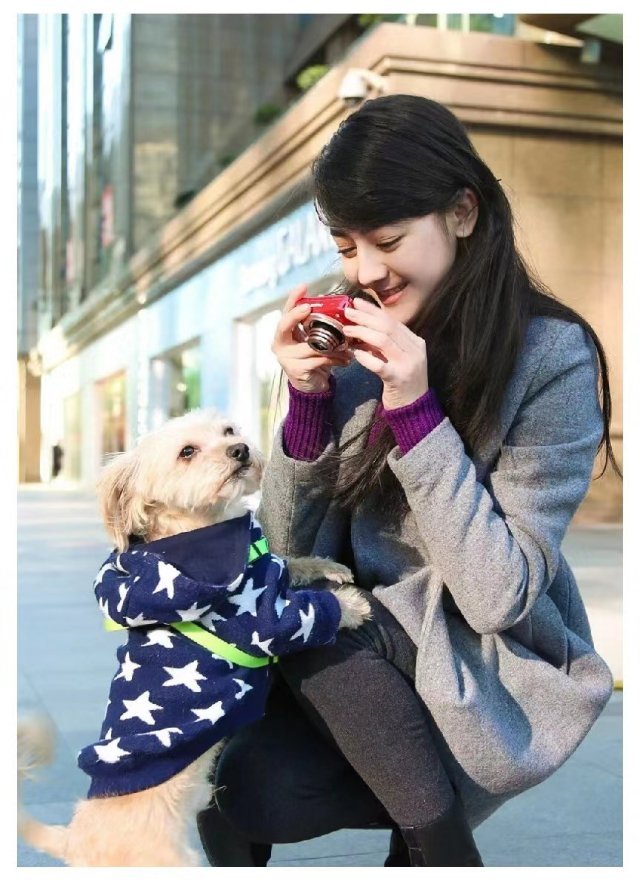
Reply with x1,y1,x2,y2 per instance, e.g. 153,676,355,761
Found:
307,319,345,353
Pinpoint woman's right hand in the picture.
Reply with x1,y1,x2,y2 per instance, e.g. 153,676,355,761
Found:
272,285,353,393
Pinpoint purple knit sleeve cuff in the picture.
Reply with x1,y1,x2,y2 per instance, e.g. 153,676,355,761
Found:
282,376,335,461
382,388,446,456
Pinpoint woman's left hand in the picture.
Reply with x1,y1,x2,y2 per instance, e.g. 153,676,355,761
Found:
343,297,429,409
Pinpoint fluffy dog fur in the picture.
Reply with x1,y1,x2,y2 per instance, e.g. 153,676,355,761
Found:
18,409,370,866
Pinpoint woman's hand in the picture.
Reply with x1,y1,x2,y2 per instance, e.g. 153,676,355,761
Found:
272,285,353,393
343,298,429,409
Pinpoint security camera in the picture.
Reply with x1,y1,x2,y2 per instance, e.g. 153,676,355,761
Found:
338,69,389,106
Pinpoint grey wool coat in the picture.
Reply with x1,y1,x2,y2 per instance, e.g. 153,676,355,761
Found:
257,316,613,828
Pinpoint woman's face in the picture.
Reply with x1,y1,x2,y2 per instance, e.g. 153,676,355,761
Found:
330,205,473,325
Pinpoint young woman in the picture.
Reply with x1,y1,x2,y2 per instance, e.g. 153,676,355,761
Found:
197,94,617,867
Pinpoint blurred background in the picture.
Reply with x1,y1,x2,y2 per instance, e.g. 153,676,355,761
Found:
17,12,622,523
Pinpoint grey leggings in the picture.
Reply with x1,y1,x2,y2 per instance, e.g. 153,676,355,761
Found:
213,590,456,843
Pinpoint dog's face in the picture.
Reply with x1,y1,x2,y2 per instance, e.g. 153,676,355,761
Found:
97,409,265,550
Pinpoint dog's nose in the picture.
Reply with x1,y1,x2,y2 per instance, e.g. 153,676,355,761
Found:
227,443,250,464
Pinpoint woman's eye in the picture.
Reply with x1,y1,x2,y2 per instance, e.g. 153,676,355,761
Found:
337,246,356,258
378,237,401,250
179,445,197,459
223,427,234,436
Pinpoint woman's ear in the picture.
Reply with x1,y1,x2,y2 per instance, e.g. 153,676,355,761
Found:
96,450,146,552
450,187,479,239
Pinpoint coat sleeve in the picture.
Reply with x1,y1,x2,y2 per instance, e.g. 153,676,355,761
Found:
258,363,377,563
93,551,231,627
257,424,341,559
386,322,604,635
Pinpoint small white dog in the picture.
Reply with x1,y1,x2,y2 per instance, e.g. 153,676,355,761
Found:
18,409,370,866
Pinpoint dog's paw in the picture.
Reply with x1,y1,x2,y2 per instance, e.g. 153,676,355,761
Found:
333,585,372,629
288,556,354,586
320,561,354,585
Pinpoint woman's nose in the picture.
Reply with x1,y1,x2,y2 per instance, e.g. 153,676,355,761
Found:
354,248,388,289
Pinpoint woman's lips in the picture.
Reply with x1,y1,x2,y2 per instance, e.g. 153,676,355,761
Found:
377,283,406,305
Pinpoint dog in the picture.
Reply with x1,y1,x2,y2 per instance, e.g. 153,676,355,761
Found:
18,408,370,866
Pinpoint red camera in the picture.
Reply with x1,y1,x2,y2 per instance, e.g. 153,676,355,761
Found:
295,294,354,353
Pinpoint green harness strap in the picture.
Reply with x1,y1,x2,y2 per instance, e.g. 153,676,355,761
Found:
103,534,277,668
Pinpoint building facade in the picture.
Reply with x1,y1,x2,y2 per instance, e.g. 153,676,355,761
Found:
17,14,41,482
25,14,623,522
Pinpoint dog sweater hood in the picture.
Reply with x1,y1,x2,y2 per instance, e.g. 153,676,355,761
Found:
78,512,342,798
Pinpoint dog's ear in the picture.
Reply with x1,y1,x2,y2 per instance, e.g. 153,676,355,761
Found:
96,451,146,552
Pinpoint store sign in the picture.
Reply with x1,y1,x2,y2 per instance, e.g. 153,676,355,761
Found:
238,207,335,296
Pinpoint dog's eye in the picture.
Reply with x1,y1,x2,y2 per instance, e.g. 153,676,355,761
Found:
223,427,234,436
179,445,198,460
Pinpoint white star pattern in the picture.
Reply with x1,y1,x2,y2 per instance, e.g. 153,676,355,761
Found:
125,612,156,628
199,610,226,631
147,727,183,748
105,728,113,740
141,628,175,649
176,602,211,622
114,651,141,682
192,701,226,726
98,596,110,619
152,561,181,600
162,660,207,692
94,561,117,588
290,603,316,642
251,631,274,656
272,555,285,579
228,571,244,592
211,653,234,670
233,678,253,700
229,578,268,616
117,582,129,612
120,690,163,725
94,738,130,764
274,595,290,618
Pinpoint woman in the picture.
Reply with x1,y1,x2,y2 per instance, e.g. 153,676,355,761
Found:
197,94,616,866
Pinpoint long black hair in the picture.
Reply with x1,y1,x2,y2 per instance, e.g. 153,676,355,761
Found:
308,94,620,509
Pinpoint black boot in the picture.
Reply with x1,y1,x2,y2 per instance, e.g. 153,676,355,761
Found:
196,801,272,866
400,795,483,867
383,825,410,866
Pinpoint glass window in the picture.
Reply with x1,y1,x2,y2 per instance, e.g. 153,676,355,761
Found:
97,371,126,459
471,14,516,35
254,309,288,458
62,391,82,479
443,13,515,35
167,345,202,418
149,341,202,424
233,308,289,459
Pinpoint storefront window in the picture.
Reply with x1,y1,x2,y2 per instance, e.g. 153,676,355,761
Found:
167,345,201,418
62,391,82,479
149,341,202,424
97,371,126,458
255,309,289,457
443,14,515,35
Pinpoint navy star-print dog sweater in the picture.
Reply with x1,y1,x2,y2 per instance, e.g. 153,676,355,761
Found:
77,512,342,798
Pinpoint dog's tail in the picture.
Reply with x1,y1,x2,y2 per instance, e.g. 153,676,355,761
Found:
18,715,70,862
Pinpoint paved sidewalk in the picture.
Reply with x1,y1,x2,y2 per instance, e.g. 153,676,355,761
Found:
17,485,622,867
